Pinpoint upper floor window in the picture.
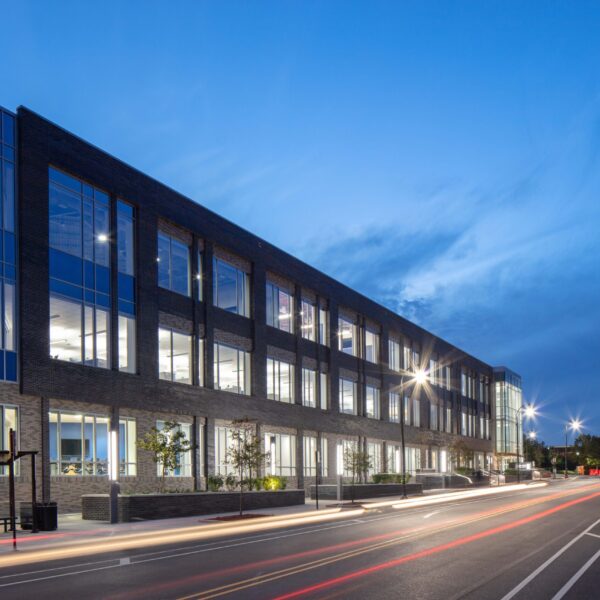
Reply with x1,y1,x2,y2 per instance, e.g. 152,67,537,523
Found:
430,403,438,430
319,373,329,410
214,342,251,395
266,282,294,333
267,358,294,403
157,232,190,297
389,392,400,423
300,300,316,341
117,201,136,374
158,328,192,384
339,378,357,415
389,340,401,371
445,366,452,390
365,385,380,419
319,307,329,346
429,359,439,386
403,346,412,370
365,330,379,364
412,398,421,427
213,258,250,316
302,367,316,408
338,317,357,356
196,250,203,301
461,372,467,396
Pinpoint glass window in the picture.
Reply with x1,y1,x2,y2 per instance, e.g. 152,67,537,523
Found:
213,257,250,316
156,421,192,476
49,410,136,477
196,250,203,301
3,161,15,233
339,378,357,415
118,315,136,374
403,346,412,370
3,281,15,352
158,328,192,384
365,330,379,364
430,403,438,430
157,232,190,296
117,202,135,276
303,437,328,477
365,385,380,419
49,296,110,366
445,366,452,390
301,300,316,341
267,358,294,403
338,317,357,356
338,439,358,477
446,407,452,433
49,179,82,257
198,338,205,387
387,444,402,474
302,367,316,408
214,342,251,395
0,405,18,476
266,282,294,333
389,340,401,371
403,396,411,425
367,442,382,476
389,392,400,423
265,432,296,476
412,398,421,427
319,372,328,410
318,308,329,346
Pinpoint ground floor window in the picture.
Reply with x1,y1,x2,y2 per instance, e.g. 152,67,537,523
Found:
0,404,18,476
337,439,357,477
265,432,296,476
303,436,328,477
49,411,137,476
386,443,402,474
367,442,382,476
156,421,193,477
215,425,238,476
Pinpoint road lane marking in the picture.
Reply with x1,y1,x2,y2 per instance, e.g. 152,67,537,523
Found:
551,548,600,600
585,532,600,539
177,491,600,600
423,511,440,519
119,557,130,566
500,517,600,600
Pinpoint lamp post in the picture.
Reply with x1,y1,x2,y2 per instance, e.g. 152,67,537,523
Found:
564,419,581,478
399,375,408,499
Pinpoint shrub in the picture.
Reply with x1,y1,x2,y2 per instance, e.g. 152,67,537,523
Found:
372,473,411,484
207,474,224,492
262,475,288,491
224,473,237,491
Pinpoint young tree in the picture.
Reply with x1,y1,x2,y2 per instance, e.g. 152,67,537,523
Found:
343,445,372,503
137,421,193,493
226,418,270,516
448,439,474,471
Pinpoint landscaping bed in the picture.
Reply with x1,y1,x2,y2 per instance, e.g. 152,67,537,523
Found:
308,483,422,500
82,489,305,522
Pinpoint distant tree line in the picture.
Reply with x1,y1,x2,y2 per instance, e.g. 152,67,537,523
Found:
524,433,600,471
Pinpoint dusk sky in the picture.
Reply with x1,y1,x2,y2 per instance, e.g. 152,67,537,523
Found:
3,1,599,444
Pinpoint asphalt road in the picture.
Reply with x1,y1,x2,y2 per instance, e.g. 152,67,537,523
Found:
1,478,599,599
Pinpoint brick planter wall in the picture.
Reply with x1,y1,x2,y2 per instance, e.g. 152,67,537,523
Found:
82,489,305,521
309,483,423,500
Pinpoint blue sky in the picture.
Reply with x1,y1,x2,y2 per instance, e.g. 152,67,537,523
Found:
2,1,599,444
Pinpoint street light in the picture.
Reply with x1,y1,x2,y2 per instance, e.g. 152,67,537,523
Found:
564,419,582,479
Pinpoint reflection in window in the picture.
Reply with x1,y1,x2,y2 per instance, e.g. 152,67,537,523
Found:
367,442,382,475
215,426,244,475
365,330,379,363
301,300,316,341
320,372,329,410
158,232,190,296
266,282,294,333
49,410,136,477
338,318,357,356
118,315,136,374
339,378,357,415
265,432,296,476
158,328,192,384
156,421,192,476
214,342,251,395
267,358,294,403
365,385,380,419
118,201,136,373
213,258,249,316
0,404,18,476
302,368,316,408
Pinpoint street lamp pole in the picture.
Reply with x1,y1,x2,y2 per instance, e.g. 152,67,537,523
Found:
399,375,408,499
564,425,568,479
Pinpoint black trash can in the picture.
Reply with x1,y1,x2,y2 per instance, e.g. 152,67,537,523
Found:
35,502,58,531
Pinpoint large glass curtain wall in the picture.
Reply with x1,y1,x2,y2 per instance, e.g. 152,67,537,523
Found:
48,167,111,368
0,110,17,381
